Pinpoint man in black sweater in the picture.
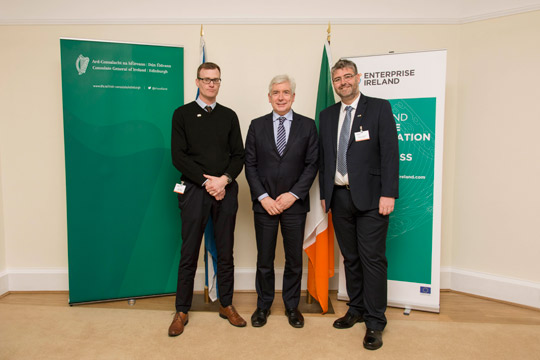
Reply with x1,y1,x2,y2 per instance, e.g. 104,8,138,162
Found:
168,62,246,337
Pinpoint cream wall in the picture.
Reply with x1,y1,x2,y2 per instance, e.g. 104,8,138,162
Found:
453,12,540,281
0,11,539,302
0,23,458,271
0,165,6,295
0,164,6,272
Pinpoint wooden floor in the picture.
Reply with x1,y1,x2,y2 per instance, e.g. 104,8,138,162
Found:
2,290,540,325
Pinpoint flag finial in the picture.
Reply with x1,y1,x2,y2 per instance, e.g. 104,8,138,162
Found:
200,24,204,37
327,22,331,43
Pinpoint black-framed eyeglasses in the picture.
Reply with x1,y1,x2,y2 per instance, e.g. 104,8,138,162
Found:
332,73,356,83
198,77,222,84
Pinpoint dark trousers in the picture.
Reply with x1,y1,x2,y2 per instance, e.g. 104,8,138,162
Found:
331,187,389,331
254,211,306,310
175,180,238,313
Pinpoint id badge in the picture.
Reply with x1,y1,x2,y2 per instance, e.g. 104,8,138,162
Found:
354,130,370,142
174,183,186,194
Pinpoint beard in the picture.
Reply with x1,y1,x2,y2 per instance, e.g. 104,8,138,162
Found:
336,84,358,100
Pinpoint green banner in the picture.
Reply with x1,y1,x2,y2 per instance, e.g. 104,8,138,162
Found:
387,98,436,285
60,39,184,304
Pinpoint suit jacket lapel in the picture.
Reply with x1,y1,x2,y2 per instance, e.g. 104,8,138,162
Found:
329,103,341,157
263,112,280,157
348,94,368,148
281,111,300,157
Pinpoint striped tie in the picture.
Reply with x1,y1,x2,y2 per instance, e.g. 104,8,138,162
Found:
337,106,353,176
276,117,287,156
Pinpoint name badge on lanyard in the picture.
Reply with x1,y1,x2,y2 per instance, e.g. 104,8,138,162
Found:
354,126,370,142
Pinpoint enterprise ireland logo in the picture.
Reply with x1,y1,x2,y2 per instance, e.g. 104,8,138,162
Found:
76,54,90,75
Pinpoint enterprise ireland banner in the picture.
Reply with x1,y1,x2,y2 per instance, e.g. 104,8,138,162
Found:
60,39,184,304
348,50,446,312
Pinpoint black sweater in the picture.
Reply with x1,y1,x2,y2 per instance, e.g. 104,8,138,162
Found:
171,101,245,185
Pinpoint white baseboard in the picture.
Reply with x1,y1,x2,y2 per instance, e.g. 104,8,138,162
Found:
1,267,335,294
447,267,540,309
4,268,69,292
2,267,539,309
440,266,452,289
193,267,340,292
0,271,9,296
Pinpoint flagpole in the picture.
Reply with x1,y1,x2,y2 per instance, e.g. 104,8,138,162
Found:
199,24,211,305
327,22,331,44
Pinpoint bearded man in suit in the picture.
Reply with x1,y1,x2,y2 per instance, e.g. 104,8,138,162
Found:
318,59,399,350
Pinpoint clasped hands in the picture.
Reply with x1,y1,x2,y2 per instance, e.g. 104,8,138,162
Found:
261,193,296,216
203,174,228,201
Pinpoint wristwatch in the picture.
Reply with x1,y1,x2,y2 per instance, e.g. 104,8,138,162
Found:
224,173,233,184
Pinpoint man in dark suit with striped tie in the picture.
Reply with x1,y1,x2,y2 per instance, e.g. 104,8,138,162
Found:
244,75,318,328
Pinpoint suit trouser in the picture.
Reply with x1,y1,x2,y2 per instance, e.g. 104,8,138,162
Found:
254,211,306,310
330,187,389,331
175,180,238,313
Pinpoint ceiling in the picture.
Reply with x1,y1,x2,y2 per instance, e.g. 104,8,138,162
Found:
1,0,539,24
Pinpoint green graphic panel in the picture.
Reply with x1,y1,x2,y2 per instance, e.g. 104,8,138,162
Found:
60,39,183,303
387,98,436,284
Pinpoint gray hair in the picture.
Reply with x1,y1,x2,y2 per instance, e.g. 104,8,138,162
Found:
268,74,296,94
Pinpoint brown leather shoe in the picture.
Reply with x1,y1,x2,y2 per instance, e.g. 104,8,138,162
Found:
168,312,189,337
219,305,247,327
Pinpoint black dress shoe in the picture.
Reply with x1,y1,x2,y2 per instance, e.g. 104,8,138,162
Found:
333,312,364,329
363,329,383,350
251,307,270,327
285,308,304,328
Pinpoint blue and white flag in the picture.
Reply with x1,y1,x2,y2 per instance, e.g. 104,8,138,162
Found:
197,25,219,302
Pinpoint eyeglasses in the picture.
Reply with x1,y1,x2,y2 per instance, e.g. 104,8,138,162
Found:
332,73,356,83
198,77,222,84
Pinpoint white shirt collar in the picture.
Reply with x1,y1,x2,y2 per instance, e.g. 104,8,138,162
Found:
340,93,361,113
196,97,216,110
273,110,293,122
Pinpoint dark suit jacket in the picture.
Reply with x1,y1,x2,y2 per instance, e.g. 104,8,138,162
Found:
245,111,318,214
319,94,399,212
